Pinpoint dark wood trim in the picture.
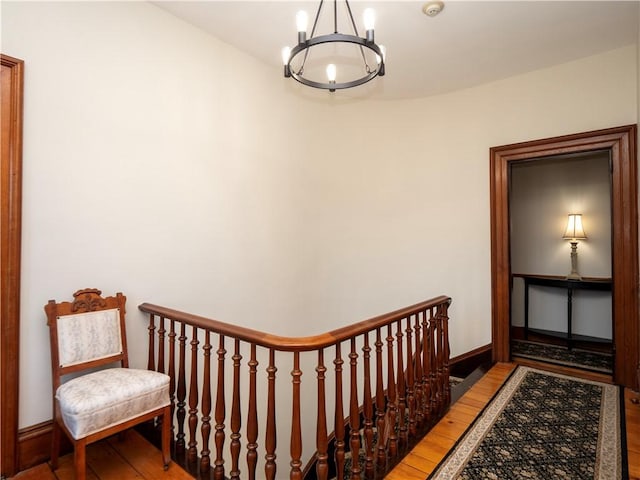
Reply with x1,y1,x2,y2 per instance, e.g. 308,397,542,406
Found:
18,422,52,472
449,343,492,378
490,125,639,389
13,420,72,472
1,53,24,478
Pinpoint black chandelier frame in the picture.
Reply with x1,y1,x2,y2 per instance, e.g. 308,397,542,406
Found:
283,0,386,92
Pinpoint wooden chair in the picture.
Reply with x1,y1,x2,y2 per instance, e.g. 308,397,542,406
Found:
46,288,171,480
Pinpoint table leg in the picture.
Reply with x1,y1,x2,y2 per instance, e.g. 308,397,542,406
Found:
567,287,573,350
524,279,529,340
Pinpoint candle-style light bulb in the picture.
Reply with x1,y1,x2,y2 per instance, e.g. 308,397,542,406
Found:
282,46,292,77
326,64,337,82
296,10,308,43
363,8,375,42
327,63,337,92
281,46,291,65
296,10,308,31
363,8,375,30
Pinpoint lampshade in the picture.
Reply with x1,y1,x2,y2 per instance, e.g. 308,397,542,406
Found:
562,214,587,240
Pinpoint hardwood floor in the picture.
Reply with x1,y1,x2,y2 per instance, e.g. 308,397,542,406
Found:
626,389,640,480
10,361,640,480
386,361,640,480
9,430,192,480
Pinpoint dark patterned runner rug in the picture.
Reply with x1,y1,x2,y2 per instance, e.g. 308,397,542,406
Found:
512,339,613,374
429,366,627,480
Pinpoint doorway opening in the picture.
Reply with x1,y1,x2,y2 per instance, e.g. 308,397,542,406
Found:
509,152,613,374
490,125,639,389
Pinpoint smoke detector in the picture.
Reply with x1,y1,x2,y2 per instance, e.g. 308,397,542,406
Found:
423,1,444,17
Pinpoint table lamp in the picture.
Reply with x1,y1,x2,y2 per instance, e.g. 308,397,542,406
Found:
562,213,587,280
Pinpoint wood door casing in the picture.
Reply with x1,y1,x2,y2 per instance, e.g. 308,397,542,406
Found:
1,53,24,478
490,125,639,390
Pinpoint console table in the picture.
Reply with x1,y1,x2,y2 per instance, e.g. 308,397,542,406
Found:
512,274,612,349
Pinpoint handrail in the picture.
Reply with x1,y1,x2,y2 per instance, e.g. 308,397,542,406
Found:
139,295,452,480
139,295,450,352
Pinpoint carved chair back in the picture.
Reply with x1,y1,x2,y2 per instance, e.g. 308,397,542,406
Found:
46,288,129,393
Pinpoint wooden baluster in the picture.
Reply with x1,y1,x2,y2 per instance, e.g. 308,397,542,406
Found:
421,310,431,422
361,333,374,479
395,319,407,448
157,317,166,374
429,308,439,417
200,331,212,473
438,306,446,413
348,338,362,480
187,326,200,464
156,316,166,434
315,349,328,480
230,339,242,479
436,303,450,411
290,352,303,480
435,306,443,412
431,309,438,413
374,328,387,469
176,322,187,455
168,320,177,438
213,335,226,480
247,344,259,480
438,306,446,412
386,324,397,459
405,315,416,438
147,314,156,371
442,302,451,407
265,349,277,480
334,343,345,480
413,312,424,429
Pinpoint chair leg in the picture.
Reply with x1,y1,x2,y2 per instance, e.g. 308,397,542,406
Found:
50,420,60,470
161,406,171,469
75,439,87,480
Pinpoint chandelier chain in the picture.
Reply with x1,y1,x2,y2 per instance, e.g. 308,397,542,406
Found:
296,0,325,76
344,0,375,75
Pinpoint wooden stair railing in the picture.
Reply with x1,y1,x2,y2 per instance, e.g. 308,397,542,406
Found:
138,295,451,480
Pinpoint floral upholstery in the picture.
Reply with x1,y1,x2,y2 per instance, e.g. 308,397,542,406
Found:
56,367,170,439
56,308,122,367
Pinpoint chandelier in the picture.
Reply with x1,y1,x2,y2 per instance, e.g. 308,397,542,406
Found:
281,0,386,92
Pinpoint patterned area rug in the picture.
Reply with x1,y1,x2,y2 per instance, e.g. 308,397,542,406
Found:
429,366,626,480
512,339,613,374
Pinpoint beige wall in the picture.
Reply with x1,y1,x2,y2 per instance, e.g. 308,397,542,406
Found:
2,2,638,428
296,45,636,345
3,1,315,428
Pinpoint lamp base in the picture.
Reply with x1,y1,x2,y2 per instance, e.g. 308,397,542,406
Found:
567,241,582,280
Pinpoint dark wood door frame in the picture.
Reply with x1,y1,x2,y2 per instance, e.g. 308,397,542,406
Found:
490,125,639,389
1,54,24,477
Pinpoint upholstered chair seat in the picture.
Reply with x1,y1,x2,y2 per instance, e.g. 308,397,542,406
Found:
56,368,169,439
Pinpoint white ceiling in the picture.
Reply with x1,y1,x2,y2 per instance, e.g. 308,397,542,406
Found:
153,1,639,100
